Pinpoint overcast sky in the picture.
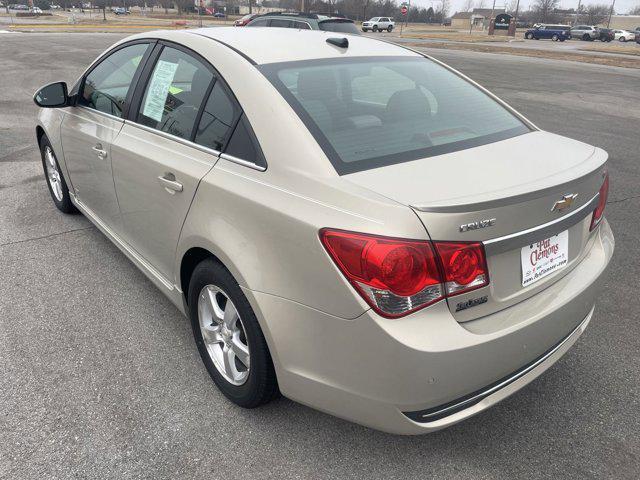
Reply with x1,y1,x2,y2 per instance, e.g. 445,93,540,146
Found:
408,0,640,15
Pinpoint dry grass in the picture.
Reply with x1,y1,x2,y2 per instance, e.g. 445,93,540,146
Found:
579,43,640,57
397,31,521,43
405,41,640,69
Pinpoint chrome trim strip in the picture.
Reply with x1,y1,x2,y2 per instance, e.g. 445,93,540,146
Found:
219,152,266,172
70,193,174,291
408,307,593,422
75,105,126,124
123,120,222,159
483,192,599,255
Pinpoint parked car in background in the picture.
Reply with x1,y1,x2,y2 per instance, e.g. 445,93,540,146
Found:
234,13,258,26
247,12,359,35
570,25,598,41
30,6,42,13
213,12,226,18
525,24,570,41
113,7,129,15
596,28,614,42
362,16,394,32
613,29,636,42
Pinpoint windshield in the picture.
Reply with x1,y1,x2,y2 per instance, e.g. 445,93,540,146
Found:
260,57,530,175
318,20,360,34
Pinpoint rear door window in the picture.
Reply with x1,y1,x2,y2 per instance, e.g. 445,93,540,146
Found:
247,18,268,27
293,21,311,29
224,114,266,168
318,20,360,34
269,19,293,28
136,46,214,140
194,81,240,151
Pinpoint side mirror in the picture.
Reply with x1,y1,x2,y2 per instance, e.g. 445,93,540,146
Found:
33,82,69,108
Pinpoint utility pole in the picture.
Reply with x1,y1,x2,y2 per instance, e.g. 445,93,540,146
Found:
574,0,581,25
514,0,520,24
607,0,615,28
489,0,496,30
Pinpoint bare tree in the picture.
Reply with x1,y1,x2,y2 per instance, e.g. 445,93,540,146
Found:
532,0,559,23
506,0,519,13
461,0,474,12
629,4,640,15
436,0,450,22
475,0,486,8
584,3,609,25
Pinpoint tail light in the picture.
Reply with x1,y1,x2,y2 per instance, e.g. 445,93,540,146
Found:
590,173,609,231
434,242,489,296
320,229,488,318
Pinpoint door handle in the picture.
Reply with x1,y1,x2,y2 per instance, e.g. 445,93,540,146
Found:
92,144,108,159
158,173,183,194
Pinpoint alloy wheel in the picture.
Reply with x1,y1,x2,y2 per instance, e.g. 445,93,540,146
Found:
44,146,63,202
197,285,250,385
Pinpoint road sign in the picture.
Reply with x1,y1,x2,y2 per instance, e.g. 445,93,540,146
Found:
401,6,408,15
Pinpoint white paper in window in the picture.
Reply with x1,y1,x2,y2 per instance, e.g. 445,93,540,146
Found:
142,60,178,122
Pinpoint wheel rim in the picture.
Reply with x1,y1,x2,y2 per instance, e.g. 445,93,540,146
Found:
44,146,63,202
198,285,250,386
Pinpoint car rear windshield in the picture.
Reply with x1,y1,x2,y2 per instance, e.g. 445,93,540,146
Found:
259,56,530,175
318,20,360,34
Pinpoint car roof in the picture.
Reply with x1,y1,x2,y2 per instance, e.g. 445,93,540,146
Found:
187,27,420,65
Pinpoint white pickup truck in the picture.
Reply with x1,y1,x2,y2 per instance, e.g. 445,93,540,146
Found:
362,17,395,32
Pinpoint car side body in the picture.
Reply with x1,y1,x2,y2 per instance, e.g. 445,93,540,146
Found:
362,17,395,32
570,25,598,40
526,24,571,41
35,28,613,434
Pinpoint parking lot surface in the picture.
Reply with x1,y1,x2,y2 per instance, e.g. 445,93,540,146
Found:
1,33,639,479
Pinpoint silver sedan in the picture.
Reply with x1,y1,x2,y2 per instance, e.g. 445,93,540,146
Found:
33,28,614,434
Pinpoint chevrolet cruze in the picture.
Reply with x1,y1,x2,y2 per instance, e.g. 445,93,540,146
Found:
33,28,614,434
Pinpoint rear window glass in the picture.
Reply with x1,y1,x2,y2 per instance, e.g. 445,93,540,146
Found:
260,57,529,175
318,20,359,34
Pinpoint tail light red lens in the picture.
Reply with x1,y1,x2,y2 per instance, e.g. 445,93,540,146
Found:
590,173,609,231
320,229,489,318
434,242,489,296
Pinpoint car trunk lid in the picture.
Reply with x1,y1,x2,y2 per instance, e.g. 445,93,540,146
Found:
343,131,608,321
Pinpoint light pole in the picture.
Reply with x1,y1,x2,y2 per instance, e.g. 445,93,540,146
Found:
574,0,581,26
607,0,616,28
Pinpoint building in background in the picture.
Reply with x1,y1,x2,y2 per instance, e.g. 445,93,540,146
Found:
450,8,506,30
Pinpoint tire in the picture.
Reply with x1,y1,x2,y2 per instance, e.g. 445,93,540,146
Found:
582,34,590,41
552,34,558,41
619,37,626,42
372,25,378,32
39,135,77,214
600,38,606,42
387,25,393,32
188,258,279,408
525,32,534,39
560,38,565,42
362,28,367,32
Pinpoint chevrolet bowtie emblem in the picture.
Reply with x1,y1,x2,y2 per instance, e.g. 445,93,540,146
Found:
551,194,578,212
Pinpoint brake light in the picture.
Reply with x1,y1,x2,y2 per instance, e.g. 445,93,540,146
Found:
590,173,609,231
434,242,489,295
320,229,489,318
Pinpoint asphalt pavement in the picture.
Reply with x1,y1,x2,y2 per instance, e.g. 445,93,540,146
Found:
1,33,639,479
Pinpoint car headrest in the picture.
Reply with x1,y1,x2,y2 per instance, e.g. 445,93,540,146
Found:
190,68,212,100
297,69,338,102
385,88,430,123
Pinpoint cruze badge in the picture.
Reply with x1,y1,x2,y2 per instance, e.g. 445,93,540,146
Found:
551,194,578,213
459,218,496,233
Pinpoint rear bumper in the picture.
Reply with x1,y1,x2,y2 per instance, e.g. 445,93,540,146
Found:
244,220,614,434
